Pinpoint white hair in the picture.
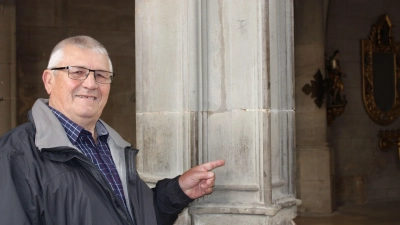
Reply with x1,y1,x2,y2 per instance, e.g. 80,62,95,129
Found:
47,35,113,71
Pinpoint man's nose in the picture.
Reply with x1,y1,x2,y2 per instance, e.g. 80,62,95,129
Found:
82,71,98,88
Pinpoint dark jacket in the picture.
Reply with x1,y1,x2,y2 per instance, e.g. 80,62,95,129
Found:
0,99,192,225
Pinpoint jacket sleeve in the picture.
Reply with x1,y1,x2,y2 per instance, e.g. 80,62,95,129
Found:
152,176,194,225
0,150,42,225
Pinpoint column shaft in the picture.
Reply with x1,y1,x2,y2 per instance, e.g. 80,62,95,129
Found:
136,0,298,224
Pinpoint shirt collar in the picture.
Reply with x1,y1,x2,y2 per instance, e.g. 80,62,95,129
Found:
48,105,109,144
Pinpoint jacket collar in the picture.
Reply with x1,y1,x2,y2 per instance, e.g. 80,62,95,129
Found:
31,98,131,151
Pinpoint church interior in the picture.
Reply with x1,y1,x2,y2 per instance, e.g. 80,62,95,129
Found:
295,0,400,224
0,0,400,224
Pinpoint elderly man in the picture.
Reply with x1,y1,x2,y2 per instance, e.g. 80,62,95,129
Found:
0,36,224,225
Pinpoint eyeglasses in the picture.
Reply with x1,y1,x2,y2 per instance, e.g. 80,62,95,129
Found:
50,66,114,84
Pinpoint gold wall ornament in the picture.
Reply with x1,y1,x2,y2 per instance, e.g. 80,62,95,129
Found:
326,50,347,105
378,129,400,159
327,104,346,126
361,14,400,125
325,49,348,126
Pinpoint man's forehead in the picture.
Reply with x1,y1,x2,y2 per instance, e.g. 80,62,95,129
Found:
61,45,110,69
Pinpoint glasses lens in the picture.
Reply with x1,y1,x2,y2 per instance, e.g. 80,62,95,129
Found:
68,66,89,80
94,71,113,84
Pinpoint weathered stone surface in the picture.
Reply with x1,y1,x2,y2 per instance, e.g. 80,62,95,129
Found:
136,0,297,223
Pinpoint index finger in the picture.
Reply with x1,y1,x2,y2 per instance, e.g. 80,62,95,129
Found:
198,159,225,171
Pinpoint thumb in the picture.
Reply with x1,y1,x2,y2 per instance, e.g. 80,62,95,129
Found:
189,171,214,181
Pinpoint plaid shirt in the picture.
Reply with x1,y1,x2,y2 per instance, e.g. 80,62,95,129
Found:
49,106,126,206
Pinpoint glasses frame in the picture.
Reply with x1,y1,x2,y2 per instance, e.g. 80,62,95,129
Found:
49,66,115,84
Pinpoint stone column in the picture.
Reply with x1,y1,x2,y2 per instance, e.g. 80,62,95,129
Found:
0,1,16,136
294,0,333,214
135,0,298,224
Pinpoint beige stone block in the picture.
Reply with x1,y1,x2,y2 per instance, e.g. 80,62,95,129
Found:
136,71,184,113
315,150,331,179
297,147,331,181
271,110,296,199
192,214,271,225
296,112,327,145
207,111,259,185
136,112,192,177
203,2,261,111
294,43,325,75
201,189,261,204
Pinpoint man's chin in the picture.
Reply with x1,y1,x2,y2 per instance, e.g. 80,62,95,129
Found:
73,110,100,120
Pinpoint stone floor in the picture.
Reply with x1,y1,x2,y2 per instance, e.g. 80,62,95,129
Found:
293,200,400,225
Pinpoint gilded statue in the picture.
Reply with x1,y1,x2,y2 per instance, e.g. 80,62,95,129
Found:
327,50,346,105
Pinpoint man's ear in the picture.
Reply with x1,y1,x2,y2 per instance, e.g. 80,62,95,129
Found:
42,70,54,95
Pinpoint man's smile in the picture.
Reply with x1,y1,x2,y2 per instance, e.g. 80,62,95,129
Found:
76,95,98,100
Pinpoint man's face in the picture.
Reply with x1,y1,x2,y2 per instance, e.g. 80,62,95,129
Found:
43,45,111,126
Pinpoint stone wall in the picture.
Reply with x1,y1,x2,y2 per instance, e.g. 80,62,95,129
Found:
0,1,16,135
294,0,333,214
16,0,136,144
135,1,298,224
326,0,400,205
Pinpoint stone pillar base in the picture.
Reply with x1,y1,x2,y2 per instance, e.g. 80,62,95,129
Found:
190,204,299,225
